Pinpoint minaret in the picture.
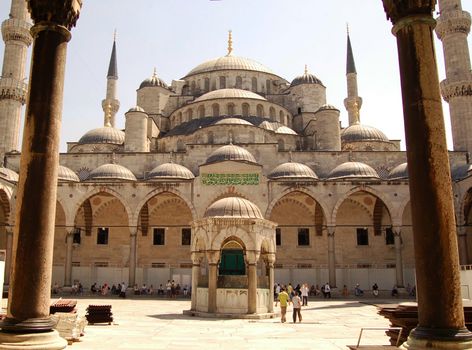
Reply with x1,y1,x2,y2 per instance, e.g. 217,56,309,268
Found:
0,0,32,155
101,33,120,127
343,28,362,126
436,0,472,152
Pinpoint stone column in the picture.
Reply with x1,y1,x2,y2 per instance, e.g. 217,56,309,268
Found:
266,253,275,313
206,250,219,314
128,227,137,288
0,2,81,349
190,252,202,311
3,226,13,287
246,250,259,314
392,226,404,288
327,226,336,288
64,229,74,287
382,1,472,348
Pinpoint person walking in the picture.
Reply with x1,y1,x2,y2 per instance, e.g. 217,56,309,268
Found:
292,291,302,323
324,282,331,299
301,283,309,306
278,287,289,323
275,283,281,307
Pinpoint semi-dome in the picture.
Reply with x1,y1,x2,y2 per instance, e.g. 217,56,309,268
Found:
139,71,168,89
204,197,263,219
328,161,380,180
147,163,195,180
388,163,408,180
341,123,389,143
127,106,145,113
214,117,253,126
291,72,324,87
0,167,18,182
194,88,266,103
206,144,257,164
185,55,275,77
78,127,125,145
269,162,318,180
275,126,297,135
87,163,136,181
58,165,80,182
259,120,276,131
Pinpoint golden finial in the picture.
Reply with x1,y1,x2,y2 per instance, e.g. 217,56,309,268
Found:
304,64,308,75
153,67,157,78
105,103,112,127
227,30,233,56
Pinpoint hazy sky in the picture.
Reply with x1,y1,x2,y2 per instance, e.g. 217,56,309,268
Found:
1,1,472,152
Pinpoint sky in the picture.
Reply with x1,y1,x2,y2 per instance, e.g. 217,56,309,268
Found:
1,0,472,152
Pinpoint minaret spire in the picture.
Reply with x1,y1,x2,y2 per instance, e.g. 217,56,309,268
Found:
343,28,362,126
0,0,32,156
102,32,120,127
227,30,233,56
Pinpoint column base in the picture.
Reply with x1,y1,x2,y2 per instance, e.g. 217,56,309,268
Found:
401,327,472,350
0,330,67,350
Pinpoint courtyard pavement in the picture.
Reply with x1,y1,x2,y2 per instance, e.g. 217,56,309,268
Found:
39,296,411,350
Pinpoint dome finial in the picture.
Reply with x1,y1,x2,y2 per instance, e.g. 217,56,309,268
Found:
348,150,353,162
152,67,157,78
111,152,116,164
304,64,308,75
227,30,233,56
169,151,174,163
289,150,293,162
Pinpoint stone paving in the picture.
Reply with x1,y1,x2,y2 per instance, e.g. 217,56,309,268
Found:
44,296,410,350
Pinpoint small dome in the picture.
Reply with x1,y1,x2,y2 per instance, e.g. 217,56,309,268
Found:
275,126,297,135
269,162,318,180
206,144,257,165
127,106,145,113
388,163,408,180
291,72,324,87
78,127,125,145
185,55,275,77
139,72,168,89
87,163,136,181
259,121,275,131
204,197,263,219
194,88,266,103
328,161,379,180
317,104,339,112
147,163,195,180
58,165,80,182
0,167,18,182
341,123,389,143
214,117,253,126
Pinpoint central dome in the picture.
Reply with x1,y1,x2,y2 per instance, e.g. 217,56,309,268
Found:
194,88,266,103
185,55,275,77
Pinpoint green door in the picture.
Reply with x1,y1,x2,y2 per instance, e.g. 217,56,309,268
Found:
219,249,245,275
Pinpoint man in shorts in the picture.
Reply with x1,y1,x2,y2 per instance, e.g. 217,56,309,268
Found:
278,287,289,323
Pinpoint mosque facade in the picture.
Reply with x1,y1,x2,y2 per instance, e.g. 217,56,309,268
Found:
0,0,471,294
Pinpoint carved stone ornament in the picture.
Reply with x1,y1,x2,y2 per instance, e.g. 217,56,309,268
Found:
27,0,82,29
382,0,436,24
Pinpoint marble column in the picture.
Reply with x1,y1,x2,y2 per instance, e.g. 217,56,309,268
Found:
3,226,13,287
0,2,81,348
246,250,259,314
206,251,219,313
128,227,137,288
64,229,74,287
382,1,472,348
190,252,202,311
327,225,336,288
392,226,404,288
266,253,275,313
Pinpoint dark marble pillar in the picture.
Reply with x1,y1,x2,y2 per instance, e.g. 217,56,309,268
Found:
382,1,472,348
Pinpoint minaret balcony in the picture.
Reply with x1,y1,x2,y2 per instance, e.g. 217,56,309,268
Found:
0,77,28,104
1,18,32,46
436,10,471,40
440,74,472,102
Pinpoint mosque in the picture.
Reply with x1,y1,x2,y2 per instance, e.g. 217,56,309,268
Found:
0,0,472,315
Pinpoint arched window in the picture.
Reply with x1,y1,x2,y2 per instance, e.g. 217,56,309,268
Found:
211,79,216,91
204,78,210,92
279,110,284,124
236,76,243,89
190,81,196,95
227,103,235,116
242,103,250,117
278,139,285,151
177,139,185,151
251,77,257,92
269,107,276,121
187,108,193,121
212,103,220,117
249,131,255,143
198,105,205,118
256,104,264,117
208,131,214,144
219,76,226,89
182,85,189,95
266,79,271,94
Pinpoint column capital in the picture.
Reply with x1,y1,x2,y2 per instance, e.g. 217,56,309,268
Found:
327,225,335,237
265,253,276,265
206,250,220,265
129,227,138,237
383,0,436,25
191,252,204,264
27,0,82,29
245,250,260,265
5,226,14,236
392,225,402,236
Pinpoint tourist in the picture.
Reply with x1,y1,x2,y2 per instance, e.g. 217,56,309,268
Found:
342,284,349,297
292,291,302,323
275,283,281,306
300,283,309,306
309,284,316,296
148,285,154,295
171,280,176,299
391,285,399,297
134,284,140,295
372,283,379,297
166,280,172,298
323,282,331,299
278,287,289,323
91,282,98,294
183,285,188,296
52,282,60,294
141,283,147,295
111,284,117,295
120,282,127,298
287,283,293,303
101,283,109,296
355,284,364,296
158,284,164,295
